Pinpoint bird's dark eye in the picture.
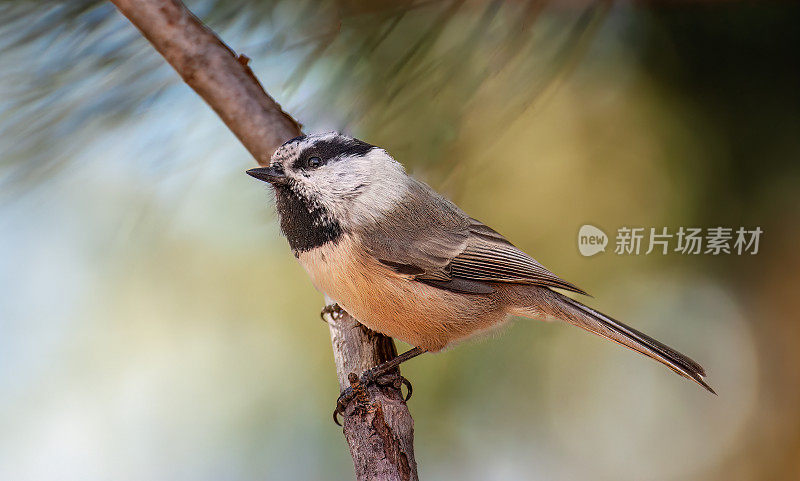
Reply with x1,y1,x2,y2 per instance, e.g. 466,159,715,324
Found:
307,156,322,169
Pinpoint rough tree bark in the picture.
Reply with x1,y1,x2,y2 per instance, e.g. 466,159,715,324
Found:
109,1,418,479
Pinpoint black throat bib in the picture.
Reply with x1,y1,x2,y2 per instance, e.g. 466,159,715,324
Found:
274,185,342,254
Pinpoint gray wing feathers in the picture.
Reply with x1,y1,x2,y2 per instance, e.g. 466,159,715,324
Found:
451,224,588,295
361,178,586,295
362,179,468,275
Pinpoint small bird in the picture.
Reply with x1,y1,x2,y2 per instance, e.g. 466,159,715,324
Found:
247,132,714,402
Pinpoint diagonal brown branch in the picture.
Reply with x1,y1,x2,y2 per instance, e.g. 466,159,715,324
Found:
109,1,418,479
111,0,300,165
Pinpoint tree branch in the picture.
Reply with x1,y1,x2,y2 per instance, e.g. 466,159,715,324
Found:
109,1,418,479
324,297,418,481
111,0,300,165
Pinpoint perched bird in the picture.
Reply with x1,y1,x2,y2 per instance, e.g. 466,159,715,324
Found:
247,132,714,404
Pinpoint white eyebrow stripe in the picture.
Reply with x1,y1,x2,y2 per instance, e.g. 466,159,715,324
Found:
297,131,339,151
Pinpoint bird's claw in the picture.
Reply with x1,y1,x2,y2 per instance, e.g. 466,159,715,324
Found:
333,392,347,425
398,376,413,401
333,372,368,426
332,369,413,425
374,372,413,401
333,387,353,426
320,303,343,322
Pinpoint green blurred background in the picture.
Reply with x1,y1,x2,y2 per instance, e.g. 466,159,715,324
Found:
1,1,799,480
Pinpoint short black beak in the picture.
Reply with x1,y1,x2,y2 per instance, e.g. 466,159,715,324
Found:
246,166,287,185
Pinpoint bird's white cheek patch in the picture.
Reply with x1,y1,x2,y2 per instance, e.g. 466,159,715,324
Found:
343,150,409,225
348,180,408,225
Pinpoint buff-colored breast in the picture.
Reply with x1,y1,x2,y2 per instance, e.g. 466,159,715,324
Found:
296,234,505,351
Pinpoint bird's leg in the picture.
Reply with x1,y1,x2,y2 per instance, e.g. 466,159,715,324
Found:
363,346,426,381
333,347,426,425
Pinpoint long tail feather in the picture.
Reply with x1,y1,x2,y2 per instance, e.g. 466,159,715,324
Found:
541,290,715,394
